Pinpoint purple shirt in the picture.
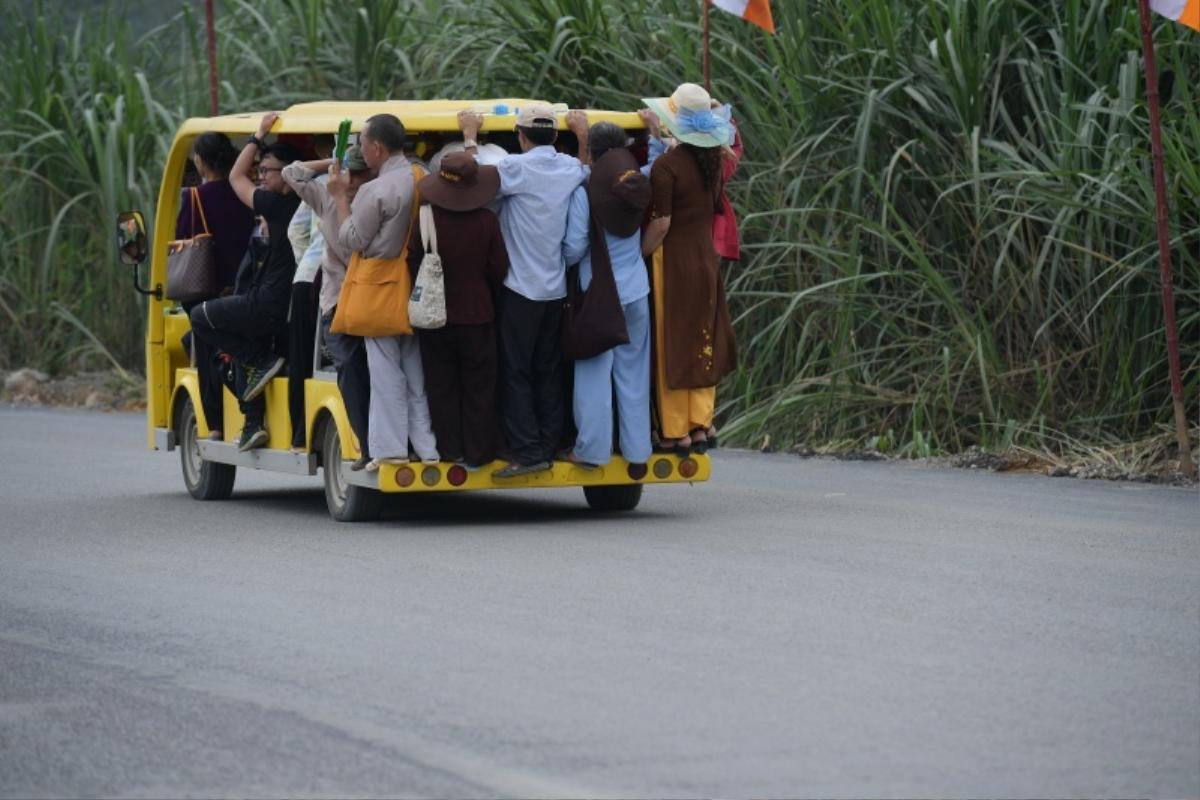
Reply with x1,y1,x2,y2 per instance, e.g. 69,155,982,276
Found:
175,179,255,291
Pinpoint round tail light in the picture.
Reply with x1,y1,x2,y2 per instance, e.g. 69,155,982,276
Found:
652,459,673,479
627,462,648,481
421,465,441,486
394,466,415,488
447,464,468,486
678,458,699,479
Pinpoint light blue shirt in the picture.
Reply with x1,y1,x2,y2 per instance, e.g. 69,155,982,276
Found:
495,146,588,301
640,136,668,177
562,185,649,306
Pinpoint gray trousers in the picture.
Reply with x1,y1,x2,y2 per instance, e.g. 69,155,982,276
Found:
365,334,439,461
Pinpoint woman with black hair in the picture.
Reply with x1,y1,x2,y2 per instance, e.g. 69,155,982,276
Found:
175,131,255,439
640,83,738,457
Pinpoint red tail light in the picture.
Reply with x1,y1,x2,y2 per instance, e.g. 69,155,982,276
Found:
447,465,468,486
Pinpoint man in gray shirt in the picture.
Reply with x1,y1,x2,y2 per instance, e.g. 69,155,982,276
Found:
328,114,438,470
282,144,374,469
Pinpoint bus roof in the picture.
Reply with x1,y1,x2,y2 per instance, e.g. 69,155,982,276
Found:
174,99,645,137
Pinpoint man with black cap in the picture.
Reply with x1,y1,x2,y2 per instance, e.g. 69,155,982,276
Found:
457,105,591,478
561,122,653,469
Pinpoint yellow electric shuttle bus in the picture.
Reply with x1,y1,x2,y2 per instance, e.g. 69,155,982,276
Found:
116,99,711,522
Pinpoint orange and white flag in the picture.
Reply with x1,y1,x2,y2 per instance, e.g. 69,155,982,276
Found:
1151,0,1199,30
709,0,775,34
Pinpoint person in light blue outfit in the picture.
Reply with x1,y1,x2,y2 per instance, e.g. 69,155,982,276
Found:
561,123,654,468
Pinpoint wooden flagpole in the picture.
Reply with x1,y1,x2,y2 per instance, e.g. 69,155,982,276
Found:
703,0,711,91
1137,0,1195,480
205,0,219,116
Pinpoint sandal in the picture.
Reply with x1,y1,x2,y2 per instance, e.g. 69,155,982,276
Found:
689,428,709,455
672,435,692,459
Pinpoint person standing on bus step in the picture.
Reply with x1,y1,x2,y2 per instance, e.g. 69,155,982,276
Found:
456,105,591,479
560,123,653,470
189,112,302,452
641,83,738,456
284,133,335,454
408,152,510,468
282,144,376,470
328,113,439,471
175,132,255,442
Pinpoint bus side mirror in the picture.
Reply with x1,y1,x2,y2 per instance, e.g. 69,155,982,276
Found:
117,211,147,265
117,210,161,299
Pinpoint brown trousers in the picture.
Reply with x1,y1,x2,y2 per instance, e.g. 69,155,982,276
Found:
418,322,501,466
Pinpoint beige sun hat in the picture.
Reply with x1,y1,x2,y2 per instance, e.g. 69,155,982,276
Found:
641,82,735,149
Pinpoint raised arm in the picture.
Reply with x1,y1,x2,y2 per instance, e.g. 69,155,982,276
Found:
282,159,335,211
562,186,590,266
230,112,279,208
565,110,590,165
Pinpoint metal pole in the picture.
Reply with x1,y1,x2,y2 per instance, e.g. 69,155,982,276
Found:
205,0,219,116
1137,0,1195,480
703,0,711,92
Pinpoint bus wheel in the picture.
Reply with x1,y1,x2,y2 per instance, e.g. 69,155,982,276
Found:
321,420,382,523
178,396,236,501
583,484,643,512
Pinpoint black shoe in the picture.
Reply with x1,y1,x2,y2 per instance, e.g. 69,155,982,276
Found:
242,356,285,403
493,460,551,479
237,426,269,452
349,455,370,472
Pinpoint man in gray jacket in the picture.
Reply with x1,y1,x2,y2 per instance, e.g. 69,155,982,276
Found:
328,114,438,470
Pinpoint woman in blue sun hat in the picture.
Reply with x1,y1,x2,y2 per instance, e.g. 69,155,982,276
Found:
640,83,739,457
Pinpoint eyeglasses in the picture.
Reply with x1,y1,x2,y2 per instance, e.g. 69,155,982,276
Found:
257,166,282,177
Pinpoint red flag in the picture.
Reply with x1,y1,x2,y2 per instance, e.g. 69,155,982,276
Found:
709,0,775,34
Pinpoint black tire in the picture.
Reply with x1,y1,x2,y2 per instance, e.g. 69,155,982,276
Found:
178,396,236,501
583,483,643,512
321,419,382,523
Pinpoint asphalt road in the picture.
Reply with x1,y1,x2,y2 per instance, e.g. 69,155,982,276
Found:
0,405,1196,798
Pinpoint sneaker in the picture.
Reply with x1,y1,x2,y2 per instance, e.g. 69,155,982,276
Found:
493,460,552,479
366,456,409,472
242,356,285,403
348,455,370,472
237,426,269,452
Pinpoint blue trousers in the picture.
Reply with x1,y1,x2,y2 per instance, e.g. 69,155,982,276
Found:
572,296,652,465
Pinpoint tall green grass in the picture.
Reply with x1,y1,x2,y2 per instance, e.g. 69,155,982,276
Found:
1,0,1195,454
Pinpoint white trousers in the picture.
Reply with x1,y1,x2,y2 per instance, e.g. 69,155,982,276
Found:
365,335,439,461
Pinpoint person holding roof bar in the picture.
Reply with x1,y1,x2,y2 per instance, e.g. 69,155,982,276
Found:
456,105,591,479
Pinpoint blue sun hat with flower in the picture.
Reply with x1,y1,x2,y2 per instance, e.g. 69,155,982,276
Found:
641,82,734,149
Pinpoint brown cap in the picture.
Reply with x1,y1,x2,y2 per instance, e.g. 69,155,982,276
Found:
417,152,501,212
588,148,651,237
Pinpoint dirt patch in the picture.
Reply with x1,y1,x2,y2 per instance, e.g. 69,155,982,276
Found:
787,442,1197,487
1,368,145,412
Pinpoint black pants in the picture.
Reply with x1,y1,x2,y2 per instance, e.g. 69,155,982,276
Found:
182,301,225,433
498,288,564,464
218,356,266,429
287,281,320,447
321,310,371,459
190,294,280,367
419,322,501,465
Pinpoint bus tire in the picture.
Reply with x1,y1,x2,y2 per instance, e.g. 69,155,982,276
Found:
321,419,382,523
178,396,236,501
583,484,643,512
